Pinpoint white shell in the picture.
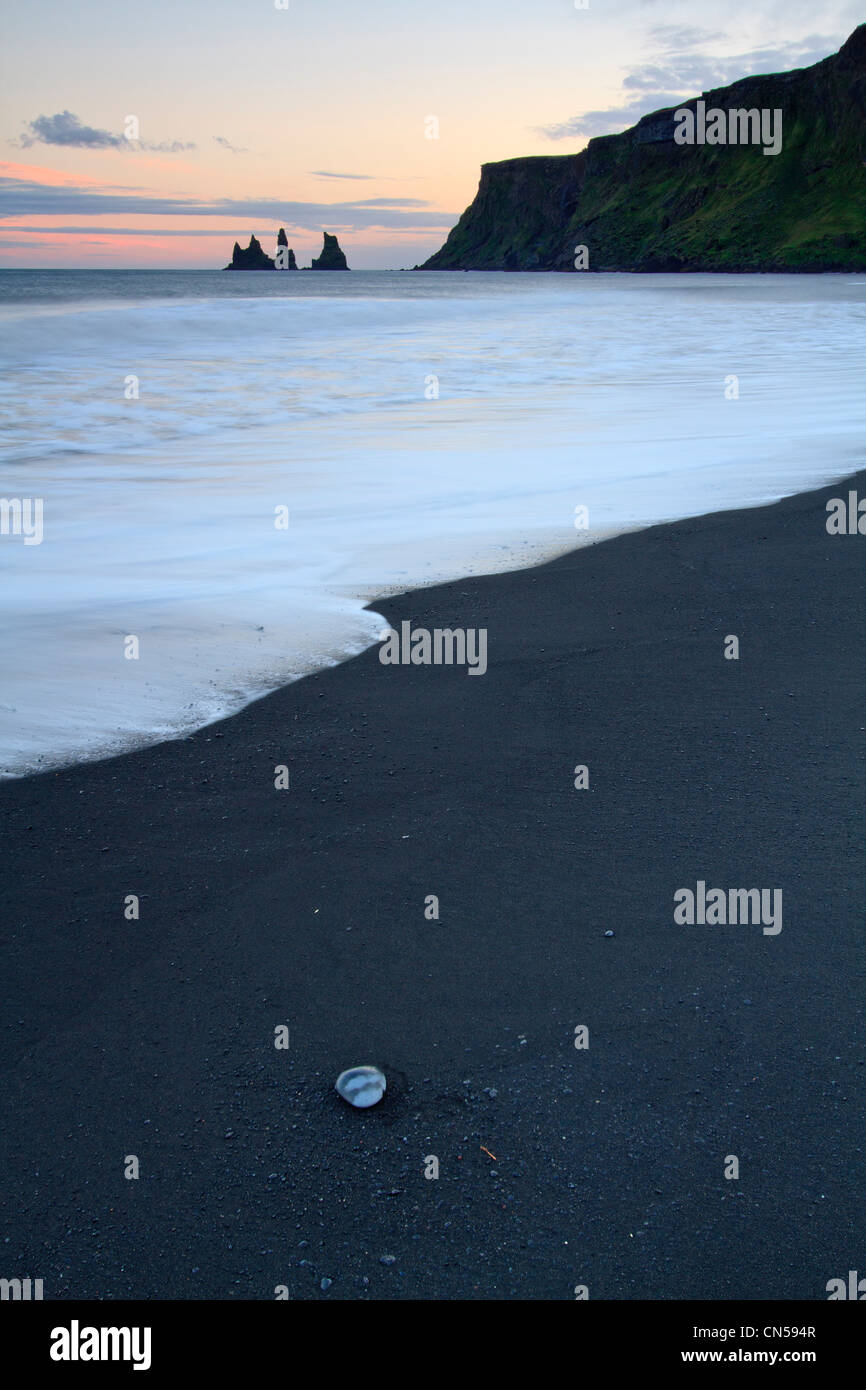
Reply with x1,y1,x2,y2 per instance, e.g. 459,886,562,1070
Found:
335,1065,387,1108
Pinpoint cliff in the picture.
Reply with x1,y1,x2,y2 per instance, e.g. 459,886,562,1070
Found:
309,232,349,269
421,25,866,272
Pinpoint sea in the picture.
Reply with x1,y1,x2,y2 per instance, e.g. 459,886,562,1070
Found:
1,268,864,776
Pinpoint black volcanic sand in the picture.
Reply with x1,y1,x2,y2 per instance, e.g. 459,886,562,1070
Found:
1,473,864,1302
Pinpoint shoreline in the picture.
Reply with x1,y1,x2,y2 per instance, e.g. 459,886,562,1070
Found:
0,475,852,784
1,470,863,1300
0,526,607,783
5,271,864,783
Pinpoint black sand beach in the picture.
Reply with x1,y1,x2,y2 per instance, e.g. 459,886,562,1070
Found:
1,473,864,1301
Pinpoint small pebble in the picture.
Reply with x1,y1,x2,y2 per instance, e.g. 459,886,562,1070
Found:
320,1277,332,1291
604,930,615,938
335,1065,387,1108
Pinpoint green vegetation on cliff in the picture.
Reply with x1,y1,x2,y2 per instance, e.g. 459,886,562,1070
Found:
422,25,866,272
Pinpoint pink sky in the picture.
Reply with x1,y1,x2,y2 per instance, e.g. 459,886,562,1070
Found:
0,0,858,268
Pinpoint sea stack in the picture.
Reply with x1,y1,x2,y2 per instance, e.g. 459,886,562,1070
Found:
310,232,349,270
224,234,275,270
276,228,298,270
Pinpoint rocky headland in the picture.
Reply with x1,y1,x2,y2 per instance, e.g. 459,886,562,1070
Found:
420,25,866,272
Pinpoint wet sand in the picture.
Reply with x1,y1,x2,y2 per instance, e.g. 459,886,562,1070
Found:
1,471,864,1300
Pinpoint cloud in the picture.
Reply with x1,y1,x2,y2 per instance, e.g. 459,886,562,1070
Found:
542,96,686,139
538,31,843,140
148,140,196,153
0,178,456,230
213,136,249,155
0,159,123,187
310,170,375,180
0,225,246,236
351,197,431,207
19,111,124,149
646,26,728,51
17,110,195,153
